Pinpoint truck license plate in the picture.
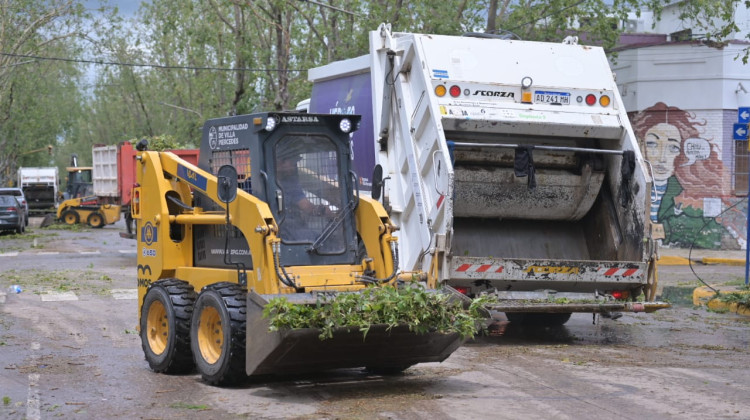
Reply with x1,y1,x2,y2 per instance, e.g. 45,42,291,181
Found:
534,91,570,105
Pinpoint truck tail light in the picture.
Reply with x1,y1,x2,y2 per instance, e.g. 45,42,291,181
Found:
585,94,596,106
599,95,611,107
453,286,469,295
611,290,630,300
434,85,447,97
449,85,461,97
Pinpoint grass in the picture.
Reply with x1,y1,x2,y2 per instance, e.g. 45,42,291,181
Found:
0,246,23,254
40,223,89,232
717,291,750,307
170,402,209,410
720,278,750,287
1,269,115,295
0,230,56,241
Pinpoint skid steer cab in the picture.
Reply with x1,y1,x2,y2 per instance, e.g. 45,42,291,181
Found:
132,112,466,385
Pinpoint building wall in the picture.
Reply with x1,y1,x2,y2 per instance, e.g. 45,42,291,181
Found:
613,42,750,250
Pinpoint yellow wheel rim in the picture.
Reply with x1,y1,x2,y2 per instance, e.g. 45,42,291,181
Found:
90,214,102,227
146,300,168,355
64,212,77,225
198,306,223,364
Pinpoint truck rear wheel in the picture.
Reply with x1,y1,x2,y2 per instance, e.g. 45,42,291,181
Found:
87,212,105,228
140,279,196,373
506,312,572,326
191,282,247,386
61,209,79,225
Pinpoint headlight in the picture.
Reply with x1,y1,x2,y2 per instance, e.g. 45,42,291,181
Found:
265,116,277,131
339,118,352,133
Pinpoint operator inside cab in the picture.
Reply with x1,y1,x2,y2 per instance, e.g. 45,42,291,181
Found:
274,136,342,251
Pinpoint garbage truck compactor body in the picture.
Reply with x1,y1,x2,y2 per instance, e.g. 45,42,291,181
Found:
133,112,465,385
308,25,669,325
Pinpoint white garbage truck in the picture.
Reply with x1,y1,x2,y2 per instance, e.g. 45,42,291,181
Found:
17,166,59,212
308,24,669,325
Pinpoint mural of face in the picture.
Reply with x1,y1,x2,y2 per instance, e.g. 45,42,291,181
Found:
644,122,681,183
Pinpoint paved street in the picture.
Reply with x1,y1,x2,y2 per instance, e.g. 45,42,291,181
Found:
1,220,749,419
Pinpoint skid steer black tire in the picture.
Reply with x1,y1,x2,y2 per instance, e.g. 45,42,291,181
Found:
140,279,196,373
190,282,247,386
87,212,105,228
61,209,79,225
506,312,572,326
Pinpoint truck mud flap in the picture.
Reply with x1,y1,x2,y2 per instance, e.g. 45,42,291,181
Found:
245,291,464,376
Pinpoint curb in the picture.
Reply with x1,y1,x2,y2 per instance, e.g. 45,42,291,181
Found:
693,286,750,316
658,256,690,265
658,256,746,266
701,257,746,266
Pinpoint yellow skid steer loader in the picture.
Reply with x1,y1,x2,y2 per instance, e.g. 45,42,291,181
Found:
56,196,121,228
134,112,467,385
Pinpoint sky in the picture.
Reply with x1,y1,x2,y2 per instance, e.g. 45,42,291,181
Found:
84,0,144,19
79,1,148,90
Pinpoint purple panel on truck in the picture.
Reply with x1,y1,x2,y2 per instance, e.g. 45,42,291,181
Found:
309,72,374,191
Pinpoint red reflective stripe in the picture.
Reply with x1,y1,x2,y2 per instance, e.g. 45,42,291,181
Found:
623,268,638,276
456,264,471,272
476,265,492,273
495,266,504,273
604,268,619,276
436,194,445,209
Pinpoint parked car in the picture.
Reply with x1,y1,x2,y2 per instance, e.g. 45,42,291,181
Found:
0,187,29,226
0,195,26,234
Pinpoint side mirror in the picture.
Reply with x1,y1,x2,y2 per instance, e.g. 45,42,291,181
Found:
371,164,383,201
217,165,238,204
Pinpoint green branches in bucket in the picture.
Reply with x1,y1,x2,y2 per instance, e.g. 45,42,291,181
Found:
262,284,495,340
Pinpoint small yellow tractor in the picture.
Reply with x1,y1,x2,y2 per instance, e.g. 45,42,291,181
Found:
56,195,121,228
134,112,467,385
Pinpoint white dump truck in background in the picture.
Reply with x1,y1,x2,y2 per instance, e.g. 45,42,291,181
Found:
308,24,669,325
17,167,58,212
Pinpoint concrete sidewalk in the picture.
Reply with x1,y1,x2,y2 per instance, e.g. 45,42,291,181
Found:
657,246,746,266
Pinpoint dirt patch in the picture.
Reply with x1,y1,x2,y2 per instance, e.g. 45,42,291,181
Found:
11,353,98,375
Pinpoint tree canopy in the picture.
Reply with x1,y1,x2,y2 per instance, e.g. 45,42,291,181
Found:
1,0,748,186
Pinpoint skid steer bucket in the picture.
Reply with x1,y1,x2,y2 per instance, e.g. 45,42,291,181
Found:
245,291,465,376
